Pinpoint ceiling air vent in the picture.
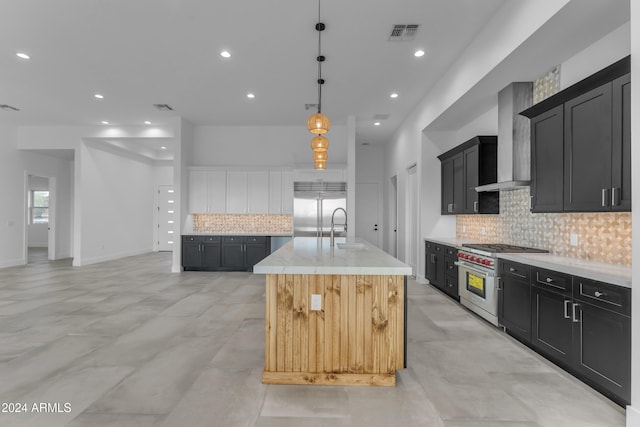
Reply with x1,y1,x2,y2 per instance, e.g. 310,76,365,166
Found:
305,103,319,111
373,114,390,120
389,24,420,41
153,103,174,111
0,104,20,111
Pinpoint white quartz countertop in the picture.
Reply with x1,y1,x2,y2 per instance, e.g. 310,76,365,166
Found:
183,232,293,236
424,237,468,248
253,237,412,275
497,253,632,289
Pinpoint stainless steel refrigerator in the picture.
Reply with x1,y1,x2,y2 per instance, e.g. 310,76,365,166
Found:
293,182,347,238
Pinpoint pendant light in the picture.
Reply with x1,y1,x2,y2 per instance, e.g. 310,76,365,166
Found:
309,0,329,170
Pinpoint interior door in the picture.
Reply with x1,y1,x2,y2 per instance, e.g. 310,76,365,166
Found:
157,185,176,251
355,182,380,248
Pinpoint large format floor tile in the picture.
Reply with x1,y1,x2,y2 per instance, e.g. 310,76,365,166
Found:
0,252,626,426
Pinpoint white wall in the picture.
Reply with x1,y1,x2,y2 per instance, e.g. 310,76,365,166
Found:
561,21,630,89
0,126,74,268
75,142,155,266
192,125,347,167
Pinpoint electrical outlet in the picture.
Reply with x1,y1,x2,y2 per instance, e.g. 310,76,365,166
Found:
570,233,579,246
462,225,467,233
481,227,486,235
311,294,322,311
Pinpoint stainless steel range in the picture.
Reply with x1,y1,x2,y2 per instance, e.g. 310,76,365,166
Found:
456,243,547,326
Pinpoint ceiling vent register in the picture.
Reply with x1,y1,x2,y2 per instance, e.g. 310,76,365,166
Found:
389,24,420,41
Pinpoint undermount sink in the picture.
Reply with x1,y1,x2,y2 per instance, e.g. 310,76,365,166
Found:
337,242,367,250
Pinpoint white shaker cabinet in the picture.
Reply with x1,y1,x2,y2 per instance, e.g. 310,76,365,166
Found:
248,171,270,213
226,171,248,213
189,170,208,213
281,171,293,214
269,171,283,213
207,171,227,213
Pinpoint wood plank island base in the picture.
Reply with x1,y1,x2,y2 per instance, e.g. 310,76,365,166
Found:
253,238,412,387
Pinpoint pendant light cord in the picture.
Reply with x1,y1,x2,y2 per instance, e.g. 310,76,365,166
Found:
317,0,323,114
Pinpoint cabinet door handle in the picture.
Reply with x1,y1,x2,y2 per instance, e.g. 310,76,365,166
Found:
529,196,534,210
594,290,605,298
509,267,516,272
572,303,580,323
473,201,478,212
611,187,619,207
563,300,571,319
601,188,610,207
430,254,436,263
496,278,501,291
546,277,553,283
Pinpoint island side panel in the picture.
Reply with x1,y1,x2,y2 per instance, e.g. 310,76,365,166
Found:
263,273,405,386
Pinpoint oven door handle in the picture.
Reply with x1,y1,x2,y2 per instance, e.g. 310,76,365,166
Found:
454,261,495,277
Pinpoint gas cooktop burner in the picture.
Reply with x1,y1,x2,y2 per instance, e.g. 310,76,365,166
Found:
462,243,548,254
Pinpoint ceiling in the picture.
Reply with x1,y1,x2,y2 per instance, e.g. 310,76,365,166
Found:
0,0,508,150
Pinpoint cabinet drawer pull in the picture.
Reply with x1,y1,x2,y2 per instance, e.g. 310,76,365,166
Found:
572,303,580,323
612,187,619,206
509,267,516,272
564,300,571,319
601,188,610,207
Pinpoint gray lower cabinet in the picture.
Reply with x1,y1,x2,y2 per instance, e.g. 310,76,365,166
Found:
498,260,532,343
182,235,270,271
425,241,458,301
528,266,630,406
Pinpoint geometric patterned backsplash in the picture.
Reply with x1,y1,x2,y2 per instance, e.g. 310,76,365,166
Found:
193,213,293,235
456,187,632,266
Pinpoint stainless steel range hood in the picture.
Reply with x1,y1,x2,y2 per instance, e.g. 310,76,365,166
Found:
476,82,533,192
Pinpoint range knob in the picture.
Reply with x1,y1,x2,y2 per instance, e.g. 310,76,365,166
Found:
457,253,463,258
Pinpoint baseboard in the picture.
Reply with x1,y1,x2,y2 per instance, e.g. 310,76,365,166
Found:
415,276,428,284
74,247,152,267
627,405,640,427
0,258,25,269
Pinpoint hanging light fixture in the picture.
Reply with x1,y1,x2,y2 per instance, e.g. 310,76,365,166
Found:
309,0,329,170
310,135,329,152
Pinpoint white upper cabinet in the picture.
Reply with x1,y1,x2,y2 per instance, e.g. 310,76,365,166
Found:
269,171,283,213
189,170,208,213
226,171,248,213
189,168,294,215
293,169,346,183
281,171,293,214
247,171,270,213
207,171,226,213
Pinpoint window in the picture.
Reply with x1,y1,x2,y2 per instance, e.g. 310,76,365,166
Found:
30,190,49,224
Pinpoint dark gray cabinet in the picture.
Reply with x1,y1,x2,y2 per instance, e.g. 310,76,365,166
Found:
530,105,564,212
521,56,630,213
440,153,464,214
425,241,458,301
182,236,221,271
439,136,498,215
498,260,532,343
564,83,612,211
527,265,630,406
183,235,270,271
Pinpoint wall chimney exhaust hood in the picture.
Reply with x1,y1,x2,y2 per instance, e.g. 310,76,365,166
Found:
476,82,533,192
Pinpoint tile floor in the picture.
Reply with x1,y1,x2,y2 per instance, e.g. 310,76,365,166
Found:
0,252,626,426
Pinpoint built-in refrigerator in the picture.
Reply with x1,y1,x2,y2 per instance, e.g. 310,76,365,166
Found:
293,182,347,238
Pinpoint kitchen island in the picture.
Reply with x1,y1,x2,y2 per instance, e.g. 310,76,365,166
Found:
253,237,412,386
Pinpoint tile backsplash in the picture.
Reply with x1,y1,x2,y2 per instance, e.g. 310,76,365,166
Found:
193,214,292,234
456,188,631,266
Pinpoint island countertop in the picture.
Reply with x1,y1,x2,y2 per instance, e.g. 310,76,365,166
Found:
253,237,412,276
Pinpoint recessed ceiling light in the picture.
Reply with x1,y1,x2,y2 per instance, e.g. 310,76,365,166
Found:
16,52,30,60
94,94,104,99
144,121,151,125
220,50,231,58
101,121,109,125
160,146,167,150
247,93,255,99
414,49,425,58
374,122,381,126
390,93,399,98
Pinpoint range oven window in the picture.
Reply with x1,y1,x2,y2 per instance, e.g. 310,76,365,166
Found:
466,271,486,298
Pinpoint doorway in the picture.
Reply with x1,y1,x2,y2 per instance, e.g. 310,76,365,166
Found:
26,174,55,264
355,182,380,248
157,185,176,251
390,175,398,257
406,165,418,275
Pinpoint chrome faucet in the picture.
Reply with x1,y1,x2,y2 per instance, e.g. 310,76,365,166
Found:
330,207,347,246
